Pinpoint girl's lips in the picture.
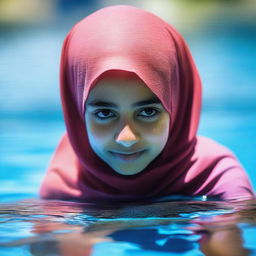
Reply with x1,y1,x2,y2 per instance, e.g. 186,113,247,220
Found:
109,150,146,161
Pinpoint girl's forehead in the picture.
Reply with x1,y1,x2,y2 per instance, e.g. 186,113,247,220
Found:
88,75,157,100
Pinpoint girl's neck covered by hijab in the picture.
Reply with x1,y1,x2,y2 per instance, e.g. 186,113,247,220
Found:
39,5,254,202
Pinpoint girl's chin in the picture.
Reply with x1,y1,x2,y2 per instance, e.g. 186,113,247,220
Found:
109,166,146,175
112,168,145,176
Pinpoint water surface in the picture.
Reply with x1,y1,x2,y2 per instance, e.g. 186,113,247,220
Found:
1,197,256,256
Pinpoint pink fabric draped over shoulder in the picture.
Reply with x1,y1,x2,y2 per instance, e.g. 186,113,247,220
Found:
39,5,254,201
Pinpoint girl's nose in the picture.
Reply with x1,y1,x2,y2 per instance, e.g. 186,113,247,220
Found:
115,125,138,147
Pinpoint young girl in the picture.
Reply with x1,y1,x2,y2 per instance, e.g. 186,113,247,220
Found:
39,5,254,201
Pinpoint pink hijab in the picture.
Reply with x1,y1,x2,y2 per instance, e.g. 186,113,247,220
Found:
39,5,254,201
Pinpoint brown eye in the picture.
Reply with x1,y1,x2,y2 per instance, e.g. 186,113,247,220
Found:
138,107,160,119
94,109,115,119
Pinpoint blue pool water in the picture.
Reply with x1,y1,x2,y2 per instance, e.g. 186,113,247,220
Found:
1,11,256,256
1,197,256,255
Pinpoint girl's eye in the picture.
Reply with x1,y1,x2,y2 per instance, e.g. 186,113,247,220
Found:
94,109,115,120
138,107,160,119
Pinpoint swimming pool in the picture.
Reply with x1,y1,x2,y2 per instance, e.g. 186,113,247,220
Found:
1,11,256,256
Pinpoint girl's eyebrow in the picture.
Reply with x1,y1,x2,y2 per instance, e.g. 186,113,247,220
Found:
87,97,161,108
87,101,117,108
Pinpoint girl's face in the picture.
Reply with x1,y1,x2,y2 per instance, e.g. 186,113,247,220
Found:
85,75,170,175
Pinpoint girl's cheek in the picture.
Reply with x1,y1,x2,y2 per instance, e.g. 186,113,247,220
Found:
141,113,170,136
87,119,115,138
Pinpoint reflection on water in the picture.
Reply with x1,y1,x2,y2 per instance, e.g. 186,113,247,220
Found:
0,197,256,256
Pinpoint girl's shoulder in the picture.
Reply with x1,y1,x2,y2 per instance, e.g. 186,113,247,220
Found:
195,136,254,200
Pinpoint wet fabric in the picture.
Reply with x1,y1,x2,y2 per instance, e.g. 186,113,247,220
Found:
39,5,254,201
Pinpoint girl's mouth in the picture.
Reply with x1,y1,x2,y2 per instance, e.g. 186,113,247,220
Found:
109,150,146,161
